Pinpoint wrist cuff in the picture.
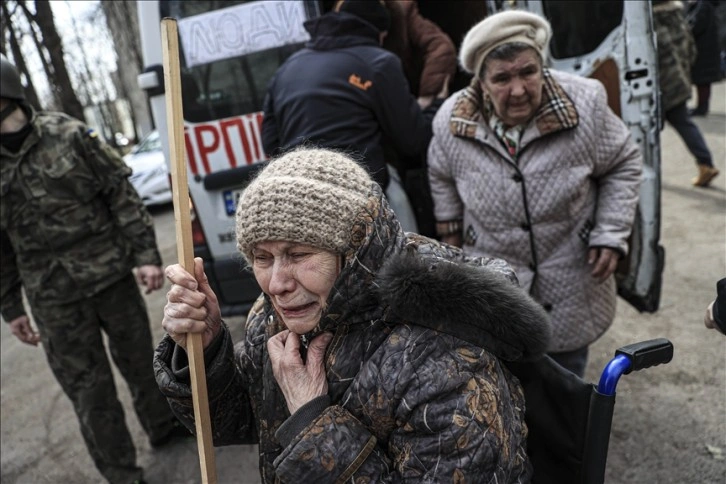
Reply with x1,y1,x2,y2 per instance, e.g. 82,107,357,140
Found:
436,219,463,237
275,395,331,448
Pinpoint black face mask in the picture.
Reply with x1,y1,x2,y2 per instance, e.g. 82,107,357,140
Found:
0,102,33,153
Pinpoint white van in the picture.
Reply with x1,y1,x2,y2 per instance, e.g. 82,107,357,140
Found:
137,0,663,315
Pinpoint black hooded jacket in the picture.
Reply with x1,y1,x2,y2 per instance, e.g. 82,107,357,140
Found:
155,183,551,483
261,12,440,188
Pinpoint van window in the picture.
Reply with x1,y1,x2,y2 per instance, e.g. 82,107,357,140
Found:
160,0,318,123
543,0,624,59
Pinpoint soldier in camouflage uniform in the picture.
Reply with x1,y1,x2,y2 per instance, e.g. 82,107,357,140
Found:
0,57,186,484
652,0,719,187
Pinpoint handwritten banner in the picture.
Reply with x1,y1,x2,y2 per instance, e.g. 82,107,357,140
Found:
178,0,309,68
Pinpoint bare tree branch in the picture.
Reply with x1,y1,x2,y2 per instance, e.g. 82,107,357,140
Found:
17,0,57,105
2,1,42,108
33,0,84,120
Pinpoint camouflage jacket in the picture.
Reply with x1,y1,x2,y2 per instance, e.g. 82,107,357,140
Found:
155,185,551,483
653,1,697,112
0,108,161,321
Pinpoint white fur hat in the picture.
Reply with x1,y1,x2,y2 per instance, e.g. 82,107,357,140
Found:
459,10,552,79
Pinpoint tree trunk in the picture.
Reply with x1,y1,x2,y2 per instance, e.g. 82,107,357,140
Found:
16,0,58,108
1,1,42,109
101,0,152,141
33,0,85,121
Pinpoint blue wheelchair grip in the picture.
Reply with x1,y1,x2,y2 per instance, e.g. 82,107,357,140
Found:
597,354,632,396
597,338,674,396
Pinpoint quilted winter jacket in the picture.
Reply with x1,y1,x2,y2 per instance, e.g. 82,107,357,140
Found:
428,70,642,352
154,185,552,483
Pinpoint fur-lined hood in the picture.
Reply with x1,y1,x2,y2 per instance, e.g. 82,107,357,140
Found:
377,251,551,361
310,184,551,362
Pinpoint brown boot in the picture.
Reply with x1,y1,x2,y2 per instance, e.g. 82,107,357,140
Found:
692,164,720,187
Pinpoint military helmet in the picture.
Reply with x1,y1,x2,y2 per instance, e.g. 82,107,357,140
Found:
0,55,26,102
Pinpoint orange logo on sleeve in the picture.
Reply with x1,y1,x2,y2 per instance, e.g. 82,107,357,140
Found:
349,74,373,91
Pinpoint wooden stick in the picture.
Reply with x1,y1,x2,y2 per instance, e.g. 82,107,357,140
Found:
160,17,217,484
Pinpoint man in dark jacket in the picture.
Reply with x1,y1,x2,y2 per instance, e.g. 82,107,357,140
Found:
260,1,441,191
0,57,186,484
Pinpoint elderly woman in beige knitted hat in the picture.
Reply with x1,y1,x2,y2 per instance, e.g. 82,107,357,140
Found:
427,10,643,377
155,146,551,482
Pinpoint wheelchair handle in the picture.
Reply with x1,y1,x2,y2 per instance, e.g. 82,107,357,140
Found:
597,338,673,396
615,338,674,373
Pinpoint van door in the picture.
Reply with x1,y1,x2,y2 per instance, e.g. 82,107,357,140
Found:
485,0,664,312
138,0,320,315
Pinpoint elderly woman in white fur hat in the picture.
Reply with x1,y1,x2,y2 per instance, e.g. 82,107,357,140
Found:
155,146,552,482
427,10,643,377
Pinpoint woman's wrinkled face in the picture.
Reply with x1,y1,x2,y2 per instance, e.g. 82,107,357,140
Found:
252,241,341,335
479,49,544,127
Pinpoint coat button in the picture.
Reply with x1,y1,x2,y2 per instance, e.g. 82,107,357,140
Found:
512,173,523,182
543,303,553,311
521,222,531,231
529,262,536,271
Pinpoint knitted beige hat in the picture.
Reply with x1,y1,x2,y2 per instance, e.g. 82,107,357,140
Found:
235,147,374,263
459,10,551,79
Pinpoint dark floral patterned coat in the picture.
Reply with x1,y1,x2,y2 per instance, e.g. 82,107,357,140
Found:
154,185,551,483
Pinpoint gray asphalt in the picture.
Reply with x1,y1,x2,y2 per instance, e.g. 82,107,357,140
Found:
1,82,724,483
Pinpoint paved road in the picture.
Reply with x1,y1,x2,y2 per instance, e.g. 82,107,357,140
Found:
1,82,724,483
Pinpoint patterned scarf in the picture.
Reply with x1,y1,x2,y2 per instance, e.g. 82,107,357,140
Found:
449,68,579,142
489,115,525,159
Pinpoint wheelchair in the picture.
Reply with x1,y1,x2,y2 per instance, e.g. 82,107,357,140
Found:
506,338,674,483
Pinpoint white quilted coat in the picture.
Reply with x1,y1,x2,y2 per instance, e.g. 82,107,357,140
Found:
428,69,643,352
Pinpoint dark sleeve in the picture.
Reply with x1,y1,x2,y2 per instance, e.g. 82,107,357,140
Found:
0,229,26,322
370,54,434,158
153,324,259,446
79,129,162,267
275,395,331,447
406,4,457,97
713,278,726,334
261,79,281,157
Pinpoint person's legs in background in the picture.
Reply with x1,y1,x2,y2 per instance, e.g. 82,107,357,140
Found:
665,102,719,187
32,300,144,484
690,83,712,116
95,274,189,448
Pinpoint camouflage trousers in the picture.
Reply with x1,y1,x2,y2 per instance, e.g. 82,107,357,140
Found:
30,273,176,484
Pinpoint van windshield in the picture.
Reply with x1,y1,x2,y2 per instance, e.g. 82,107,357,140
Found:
542,0,624,59
160,0,319,123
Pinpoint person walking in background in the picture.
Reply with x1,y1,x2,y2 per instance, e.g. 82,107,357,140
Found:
652,0,719,187
686,0,722,116
0,57,187,484
261,0,444,233
155,147,551,482
427,11,643,377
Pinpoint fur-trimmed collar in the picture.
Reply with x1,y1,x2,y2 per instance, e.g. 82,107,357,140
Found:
449,68,579,139
375,252,551,361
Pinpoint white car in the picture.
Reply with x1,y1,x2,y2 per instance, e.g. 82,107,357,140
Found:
122,130,173,206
